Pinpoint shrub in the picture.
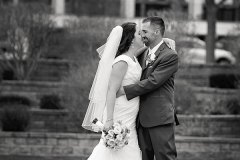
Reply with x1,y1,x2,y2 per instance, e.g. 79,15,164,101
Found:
2,69,16,80
0,95,31,107
40,94,63,109
226,98,240,115
1,104,31,132
209,74,240,89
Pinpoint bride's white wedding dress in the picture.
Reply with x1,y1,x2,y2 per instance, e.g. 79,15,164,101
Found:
88,55,142,160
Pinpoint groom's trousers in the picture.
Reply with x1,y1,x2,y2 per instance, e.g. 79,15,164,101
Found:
137,123,177,160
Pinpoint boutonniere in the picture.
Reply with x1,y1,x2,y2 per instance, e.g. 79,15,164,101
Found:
147,59,155,67
146,53,156,67
147,55,157,67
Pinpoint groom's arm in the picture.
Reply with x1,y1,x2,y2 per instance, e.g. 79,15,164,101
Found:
124,53,178,100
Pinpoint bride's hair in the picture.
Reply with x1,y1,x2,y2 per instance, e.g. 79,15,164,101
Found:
116,22,136,57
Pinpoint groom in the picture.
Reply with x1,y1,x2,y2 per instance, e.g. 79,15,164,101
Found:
119,16,179,160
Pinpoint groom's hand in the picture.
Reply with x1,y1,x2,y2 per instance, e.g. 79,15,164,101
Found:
116,87,125,98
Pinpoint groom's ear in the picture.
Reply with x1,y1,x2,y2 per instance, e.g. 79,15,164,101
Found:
155,29,161,35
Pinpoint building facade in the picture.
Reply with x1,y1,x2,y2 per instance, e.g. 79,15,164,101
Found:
1,0,239,21
1,0,239,36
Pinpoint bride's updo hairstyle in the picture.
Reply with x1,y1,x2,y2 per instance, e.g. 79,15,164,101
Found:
116,22,136,57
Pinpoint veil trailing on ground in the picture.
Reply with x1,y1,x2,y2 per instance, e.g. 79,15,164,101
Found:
82,26,123,132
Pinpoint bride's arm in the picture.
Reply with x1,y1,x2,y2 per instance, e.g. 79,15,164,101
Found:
104,61,128,129
134,38,175,57
135,46,148,57
163,38,176,51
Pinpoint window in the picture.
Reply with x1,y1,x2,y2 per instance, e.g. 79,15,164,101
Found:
203,4,240,22
135,0,171,17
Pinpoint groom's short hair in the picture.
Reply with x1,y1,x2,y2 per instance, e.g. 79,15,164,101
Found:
142,16,165,36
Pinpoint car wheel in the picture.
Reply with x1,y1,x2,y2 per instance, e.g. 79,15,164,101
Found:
217,59,231,65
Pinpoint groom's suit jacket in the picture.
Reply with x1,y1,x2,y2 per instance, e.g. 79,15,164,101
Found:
124,42,179,128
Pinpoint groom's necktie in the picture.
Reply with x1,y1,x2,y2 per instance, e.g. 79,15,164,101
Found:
146,49,153,66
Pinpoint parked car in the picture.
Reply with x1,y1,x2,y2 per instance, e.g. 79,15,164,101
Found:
177,37,236,64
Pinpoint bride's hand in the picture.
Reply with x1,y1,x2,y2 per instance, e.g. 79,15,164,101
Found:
104,119,113,130
135,46,148,57
163,38,176,51
116,86,125,98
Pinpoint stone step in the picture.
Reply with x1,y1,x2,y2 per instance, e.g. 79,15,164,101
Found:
0,59,71,82
0,132,239,160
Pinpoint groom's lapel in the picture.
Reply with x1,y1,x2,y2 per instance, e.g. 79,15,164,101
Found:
142,42,166,72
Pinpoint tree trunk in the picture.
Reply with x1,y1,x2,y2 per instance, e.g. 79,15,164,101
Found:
206,0,216,64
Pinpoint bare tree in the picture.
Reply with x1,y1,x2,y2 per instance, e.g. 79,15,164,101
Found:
206,0,227,64
0,3,55,80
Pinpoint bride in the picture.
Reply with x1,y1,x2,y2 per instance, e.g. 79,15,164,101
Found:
82,22,175,160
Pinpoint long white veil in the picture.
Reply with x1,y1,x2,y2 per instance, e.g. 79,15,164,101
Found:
82,26,123,132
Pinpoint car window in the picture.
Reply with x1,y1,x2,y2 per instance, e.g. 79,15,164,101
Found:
193,42,205,48
178,41,194,48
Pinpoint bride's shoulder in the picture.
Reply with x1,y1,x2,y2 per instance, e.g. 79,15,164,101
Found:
113,55,132,65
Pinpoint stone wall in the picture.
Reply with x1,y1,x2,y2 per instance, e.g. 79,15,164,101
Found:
0,59,71,82
1,110,239,137
176,64,240,87
177,115,240,138
1,59,239,86
0,132,98,158
0,81,66,107
190,87,239,114
0,109,80,133
29,109,78,133
0,132,239,160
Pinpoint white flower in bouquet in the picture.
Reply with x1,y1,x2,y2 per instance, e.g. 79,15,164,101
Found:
118,141,125,147
113,126,122,134
116,134,123,141
105,134,113,140
107,139,115,147
108,130,115,137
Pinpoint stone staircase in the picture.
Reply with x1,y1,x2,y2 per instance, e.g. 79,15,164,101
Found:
0,115,240,160
0,59,239,159
0,132,239,160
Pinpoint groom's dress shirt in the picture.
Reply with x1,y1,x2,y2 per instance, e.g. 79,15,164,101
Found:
146,40,163,65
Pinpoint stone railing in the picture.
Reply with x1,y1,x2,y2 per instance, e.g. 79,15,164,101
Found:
0,132,239,160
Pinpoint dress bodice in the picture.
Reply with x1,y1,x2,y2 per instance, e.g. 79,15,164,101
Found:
113,55,142,86
111,55,142,129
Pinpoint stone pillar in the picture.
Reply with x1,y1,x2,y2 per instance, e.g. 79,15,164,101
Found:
120,0,135,18
188,0,205,20
13,0,19,5
52,0,65,15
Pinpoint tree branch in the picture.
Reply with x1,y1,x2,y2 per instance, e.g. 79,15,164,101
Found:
217,0,227,7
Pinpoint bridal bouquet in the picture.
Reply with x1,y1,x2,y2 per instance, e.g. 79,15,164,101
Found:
92,118,130,151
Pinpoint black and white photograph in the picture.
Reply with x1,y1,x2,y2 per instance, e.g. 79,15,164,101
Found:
0,0,239,160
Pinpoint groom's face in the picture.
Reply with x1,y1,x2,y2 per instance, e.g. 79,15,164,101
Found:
140,22,159,47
